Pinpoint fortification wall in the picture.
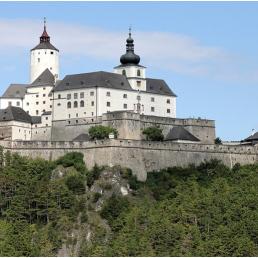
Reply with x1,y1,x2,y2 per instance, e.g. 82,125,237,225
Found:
2,139,257,181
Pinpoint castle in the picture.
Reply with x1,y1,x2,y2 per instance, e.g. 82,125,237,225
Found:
0,20,257,180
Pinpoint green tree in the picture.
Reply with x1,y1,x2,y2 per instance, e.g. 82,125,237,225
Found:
88,125,118,140
142,126,164,141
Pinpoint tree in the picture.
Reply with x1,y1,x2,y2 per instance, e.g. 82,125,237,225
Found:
214,137,222,145
142,127,164,141
89,125,118,140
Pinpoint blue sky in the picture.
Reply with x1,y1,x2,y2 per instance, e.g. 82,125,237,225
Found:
0,1,258,141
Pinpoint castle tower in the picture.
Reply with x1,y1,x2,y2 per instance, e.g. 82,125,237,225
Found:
30,18,59,83
114,28,146,91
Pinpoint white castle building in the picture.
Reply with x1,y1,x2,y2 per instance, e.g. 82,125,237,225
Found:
0,21,179,141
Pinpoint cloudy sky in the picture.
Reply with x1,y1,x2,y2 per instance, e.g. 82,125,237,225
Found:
0,1,258,140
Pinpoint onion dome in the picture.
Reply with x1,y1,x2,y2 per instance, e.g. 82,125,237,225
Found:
120,28,140,65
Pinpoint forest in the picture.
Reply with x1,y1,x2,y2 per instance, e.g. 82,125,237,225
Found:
0,147,258,256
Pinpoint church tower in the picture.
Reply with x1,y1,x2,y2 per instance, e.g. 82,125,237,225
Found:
30,18,59,83
114,28,146,91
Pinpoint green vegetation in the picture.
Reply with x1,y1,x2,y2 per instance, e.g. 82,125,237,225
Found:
0,147,258,256
215,137,222,145
142,126,164,141
88,125,118,140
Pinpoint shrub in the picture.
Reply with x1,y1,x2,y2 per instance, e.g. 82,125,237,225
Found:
65,174,85,194
86,164,103,188
214,137,222,145
92,192,102,203
89,125,118,140
142,126,164,141
56,152,85,168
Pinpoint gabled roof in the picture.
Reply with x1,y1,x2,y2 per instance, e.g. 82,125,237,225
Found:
0,106,31,123
54,71,133,92
1,84,27,99
165,126,200,142
29,69,55,87
73,133,90,141
243,132,258,142
146,78,176,97
31,42,59,52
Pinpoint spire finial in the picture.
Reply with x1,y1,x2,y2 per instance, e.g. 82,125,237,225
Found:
129,26,132,36
44,17,46,30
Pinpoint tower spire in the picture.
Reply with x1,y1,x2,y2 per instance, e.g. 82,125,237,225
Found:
40,17,50,43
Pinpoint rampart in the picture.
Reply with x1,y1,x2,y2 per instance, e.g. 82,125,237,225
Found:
1,139,257,181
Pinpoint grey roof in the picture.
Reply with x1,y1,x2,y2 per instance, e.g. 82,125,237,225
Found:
0,106,31,123
42,111,52,116
114,64,146,69
73,133,90,141
2,84,27,99
29,69,55,87
31,42,59,52
146,78,176,97
54,71,133,92
31,116,41,124
165,126,200,142
243,132,258,142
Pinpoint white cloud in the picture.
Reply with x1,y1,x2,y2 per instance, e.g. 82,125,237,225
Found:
0,18,256,81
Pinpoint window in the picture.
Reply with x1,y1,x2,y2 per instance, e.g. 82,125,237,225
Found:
80,92,84,98
26,102,29,106
68,114,71,118
67,94,71,100
36,110,39,115
46,124,48,127
43,101,46,104
16,102,20,106
151,107,155,112
43,94,46,97
67,102,71,109
137,69,141,76
76,120,78,124
122,69,126,76
137,81,141,87
167,99,170,104
68,121,71,125
123,103,127,109
58,94,61,99
151,97,155,102
123,94,127,99
107,101,111,107
38,58,40,63
36,102,39,105
167,109,171,113
36,95,39,98
74,93,78,99
43,87,46,90
74,101,78,108
90,91,94,96
91,112,94,116
57,103,61,106
137,95,141,101
51,51,54,55
46,117,48,120
106,91,110,97
91,101,94,106
50,105,52,108
80,100,84,107
76,113,78,117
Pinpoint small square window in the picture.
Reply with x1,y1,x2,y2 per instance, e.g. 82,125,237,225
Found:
36,95,39,98
74,93,78,99
80,92,84,98
36,110,39,115
106,91,111,97
123,103,127,109
107,102,111,107
123,94,127,99
57,103,61,106
46,117,48,120
167,109,171,113
91,101,94,106
151,97,155,102
43,87,46,90
90,91,94,96
58,94,61,99
51,51,54,55
43,94,46,97
67,94,71,100
26,102,29,106
36,102,39,105
151,107,155,112
16,102,20,106
167,99,170,104
43,101,46,104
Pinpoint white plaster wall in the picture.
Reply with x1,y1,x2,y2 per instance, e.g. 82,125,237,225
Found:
30,49,59,83
24,85,53,116
52,87,176,121
0,98,23,109
0,121,32,140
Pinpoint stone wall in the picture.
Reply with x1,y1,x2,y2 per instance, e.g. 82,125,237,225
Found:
49,111,216,143
2,139,257,181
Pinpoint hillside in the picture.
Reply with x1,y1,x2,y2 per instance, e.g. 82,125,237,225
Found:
0,148,258,256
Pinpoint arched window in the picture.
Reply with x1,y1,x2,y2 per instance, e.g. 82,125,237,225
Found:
67,102,71,109
122,69,126,76
80,100,84,107
137,69,141,76
74,101,78,108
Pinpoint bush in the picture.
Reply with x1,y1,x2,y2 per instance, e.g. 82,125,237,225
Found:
86,164,103,188
92,192,102,203
65,175,85,194
214,137,222,145
89,125,118,140
142,126,164,141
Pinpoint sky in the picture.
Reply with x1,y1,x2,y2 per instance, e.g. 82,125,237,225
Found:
0,1,258,141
